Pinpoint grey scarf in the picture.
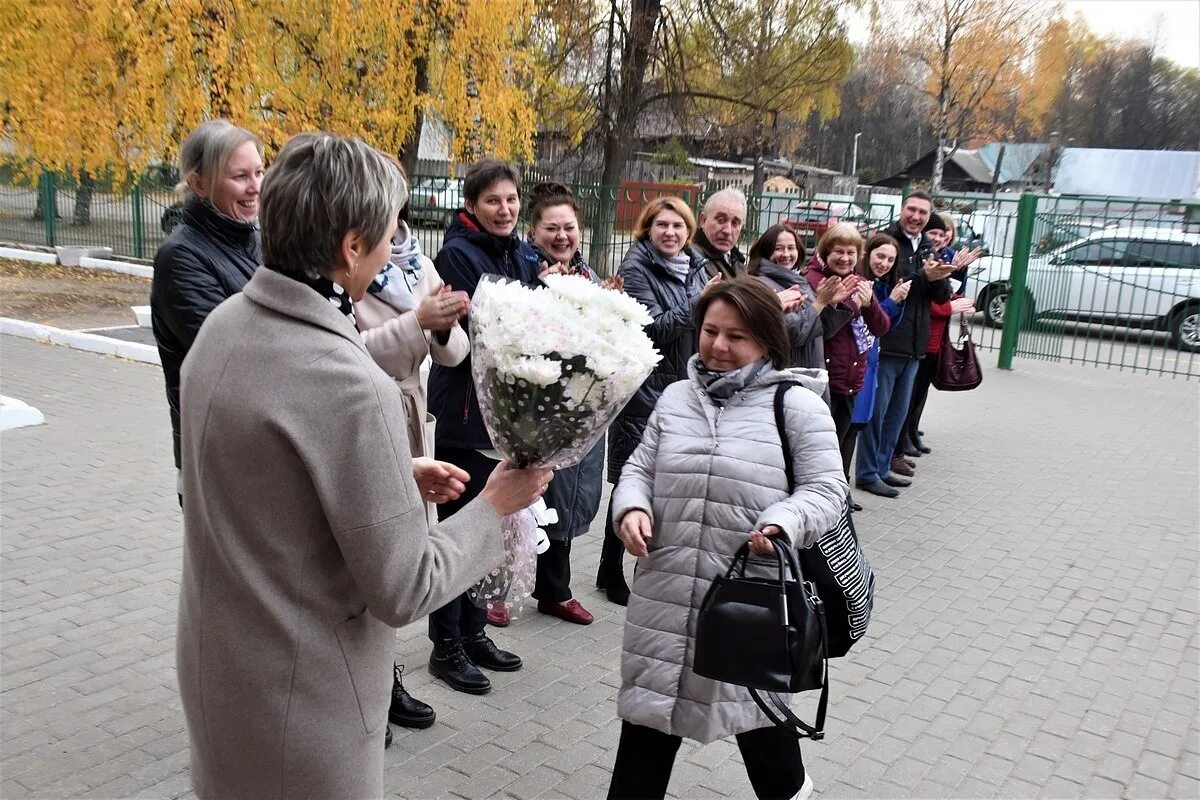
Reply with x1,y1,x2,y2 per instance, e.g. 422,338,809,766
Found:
695,358,773,404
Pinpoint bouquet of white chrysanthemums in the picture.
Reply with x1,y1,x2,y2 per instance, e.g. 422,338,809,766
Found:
466,274,661,613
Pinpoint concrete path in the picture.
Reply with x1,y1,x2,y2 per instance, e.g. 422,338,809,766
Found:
1,334,1197,799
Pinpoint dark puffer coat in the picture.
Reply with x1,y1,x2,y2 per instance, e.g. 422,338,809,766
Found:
879,222,951,360
151,197,260,468
428,211,542,451
607,240,708,483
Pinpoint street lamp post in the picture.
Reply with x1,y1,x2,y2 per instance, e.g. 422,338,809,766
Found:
851,131,863,177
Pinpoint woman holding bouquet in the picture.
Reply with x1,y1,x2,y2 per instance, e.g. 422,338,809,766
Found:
425,158,543,694
608,277,846,800
598,197,711,605
517,181,607,626
175,132,551,799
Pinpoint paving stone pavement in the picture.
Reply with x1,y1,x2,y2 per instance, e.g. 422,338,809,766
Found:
2,333,1197,800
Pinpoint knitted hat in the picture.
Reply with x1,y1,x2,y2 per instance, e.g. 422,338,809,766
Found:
923,213,948,233
921,214,950,232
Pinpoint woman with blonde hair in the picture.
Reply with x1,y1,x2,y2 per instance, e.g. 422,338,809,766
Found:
597,196,715,605
151,119,263,502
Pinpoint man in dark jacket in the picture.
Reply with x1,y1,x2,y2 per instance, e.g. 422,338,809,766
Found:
855,191,954,498
692,188,748,279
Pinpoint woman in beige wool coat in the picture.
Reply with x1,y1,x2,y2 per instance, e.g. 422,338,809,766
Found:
175,132,551,800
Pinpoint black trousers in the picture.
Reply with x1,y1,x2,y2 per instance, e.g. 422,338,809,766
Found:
428,446,498,643
900,355,938,453
533,538,572,603
608,721,804,800
829,391,857,479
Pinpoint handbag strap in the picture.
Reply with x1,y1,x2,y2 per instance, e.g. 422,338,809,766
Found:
773,381,802,493
748,599,830,740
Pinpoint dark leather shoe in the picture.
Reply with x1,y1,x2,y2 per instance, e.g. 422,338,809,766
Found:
890,456,915,477
902,456,917,469
385,725,393,749
537,598,594,625
916,443,932,454
463,632,523,672
429,638,491,694
901,445,922,458
390,663,436,729
882,472,912,487
855,479,900,498
851,501,863,512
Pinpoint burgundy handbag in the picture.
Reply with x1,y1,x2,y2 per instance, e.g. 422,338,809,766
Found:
932,317,982,391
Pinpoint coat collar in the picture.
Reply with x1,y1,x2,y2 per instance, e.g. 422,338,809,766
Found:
240,267,366,349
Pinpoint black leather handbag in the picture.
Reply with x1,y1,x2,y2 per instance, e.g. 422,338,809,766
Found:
694,538,829,739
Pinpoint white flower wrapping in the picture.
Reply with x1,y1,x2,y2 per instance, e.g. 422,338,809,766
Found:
466,274,662,613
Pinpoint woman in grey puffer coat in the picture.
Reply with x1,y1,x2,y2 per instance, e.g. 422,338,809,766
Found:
607,278,847,800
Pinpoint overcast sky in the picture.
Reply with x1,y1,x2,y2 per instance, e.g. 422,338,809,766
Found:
1064,0,1200,67
847,1,1200,68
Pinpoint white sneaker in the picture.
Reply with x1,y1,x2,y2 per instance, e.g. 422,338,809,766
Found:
791,772,814,800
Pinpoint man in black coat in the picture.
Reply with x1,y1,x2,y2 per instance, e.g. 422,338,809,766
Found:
855,190,954,498
692,188,748,279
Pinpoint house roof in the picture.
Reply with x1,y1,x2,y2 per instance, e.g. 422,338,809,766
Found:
1053,148,1200,199
877,143,1200,199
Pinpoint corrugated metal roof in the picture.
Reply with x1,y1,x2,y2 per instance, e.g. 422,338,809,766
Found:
976,143,1049,185
1053,148,1200,199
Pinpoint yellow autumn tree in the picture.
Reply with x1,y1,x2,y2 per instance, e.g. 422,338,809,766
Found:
0,0,541,209
885,0,1051,190
1018,12,1101,137
669,0,855,187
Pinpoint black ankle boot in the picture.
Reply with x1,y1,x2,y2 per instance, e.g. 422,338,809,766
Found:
390,663,436,729
596,527,630,606
429,638,491,695
462,631,522,672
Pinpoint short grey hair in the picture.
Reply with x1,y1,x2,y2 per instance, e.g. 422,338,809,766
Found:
259,132,408,279
177,119,260,199
704,187,748,216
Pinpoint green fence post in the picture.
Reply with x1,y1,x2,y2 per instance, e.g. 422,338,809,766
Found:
41,171,57,247
997,192,1038,370
131,178,145,259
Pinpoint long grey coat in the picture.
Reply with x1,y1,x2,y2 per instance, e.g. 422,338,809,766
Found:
177,267,504,800
610,358,847,743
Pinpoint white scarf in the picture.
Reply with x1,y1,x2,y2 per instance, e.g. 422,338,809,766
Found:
368,222,424,312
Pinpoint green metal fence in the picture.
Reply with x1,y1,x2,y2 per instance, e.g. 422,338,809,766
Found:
0,170,178,260
4,167,1197,378
990,193,1200,378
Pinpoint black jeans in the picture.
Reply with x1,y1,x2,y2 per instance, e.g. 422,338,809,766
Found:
427,446,498,643
608,721,804,800
533,538,572,603
829,391,857,479
901,355,938,453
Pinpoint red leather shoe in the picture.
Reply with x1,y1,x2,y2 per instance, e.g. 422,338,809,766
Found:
486,605,510,627
537,598,594,625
